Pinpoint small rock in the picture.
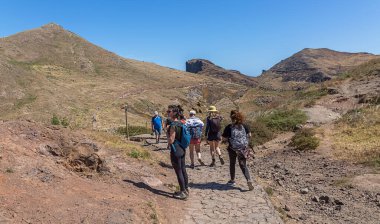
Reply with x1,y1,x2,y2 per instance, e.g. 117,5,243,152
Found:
334,199,344,205
319,195,330,203
312,196,319,202
300,188,309,194
274,163,281,169
284,205,291,211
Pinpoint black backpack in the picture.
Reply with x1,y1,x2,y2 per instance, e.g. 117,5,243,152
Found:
209,117,221,133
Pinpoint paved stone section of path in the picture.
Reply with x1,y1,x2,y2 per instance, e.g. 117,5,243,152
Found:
143,138,283,224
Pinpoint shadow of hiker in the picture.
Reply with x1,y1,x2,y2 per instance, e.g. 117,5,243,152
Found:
123,179,173,198
189,182,242,191
158,161,172,169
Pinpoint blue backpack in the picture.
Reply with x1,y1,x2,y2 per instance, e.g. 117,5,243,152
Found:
172,122,191,150
189,126,202,139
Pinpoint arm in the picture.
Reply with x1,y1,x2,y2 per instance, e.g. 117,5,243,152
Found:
168,126,176,145
204,118,209,137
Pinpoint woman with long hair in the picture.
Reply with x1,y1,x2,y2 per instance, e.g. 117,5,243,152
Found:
222,110,254,191
205,106,225,167
167,105,189,200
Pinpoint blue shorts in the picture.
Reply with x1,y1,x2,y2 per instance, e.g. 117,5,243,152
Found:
154,128,162,136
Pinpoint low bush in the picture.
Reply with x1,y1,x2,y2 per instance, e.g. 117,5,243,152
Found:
128,148,151,159
246,120,275,147
51,114,60,125
116,125,150,136
258,109,307,132
289,128,319,151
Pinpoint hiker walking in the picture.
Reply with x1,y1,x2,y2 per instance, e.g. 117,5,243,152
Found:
185,110,206,169
222,110,254,191
151,111,164,143
205,106,225,167
167,105,190,200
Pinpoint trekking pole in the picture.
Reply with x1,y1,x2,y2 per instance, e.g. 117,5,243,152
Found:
125,104,129,140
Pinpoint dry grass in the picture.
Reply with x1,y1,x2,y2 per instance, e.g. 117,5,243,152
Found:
333,106,380,166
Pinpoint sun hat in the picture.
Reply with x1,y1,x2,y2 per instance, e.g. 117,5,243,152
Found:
208,106,218,112
154,111,158,115
189,110,196,115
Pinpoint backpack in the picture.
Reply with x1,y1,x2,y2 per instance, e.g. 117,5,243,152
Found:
172,122,191,150
189,126,202,139
209,117,221,133
230,125,248,150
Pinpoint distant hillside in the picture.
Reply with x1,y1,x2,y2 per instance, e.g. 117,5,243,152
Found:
0,23,247,129
262,48,380,83
186,59,257,87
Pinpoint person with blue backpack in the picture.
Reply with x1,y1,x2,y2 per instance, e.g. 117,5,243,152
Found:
166,105,191,200
185,110,206,169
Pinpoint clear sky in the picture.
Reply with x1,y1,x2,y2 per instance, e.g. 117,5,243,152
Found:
1,0,380,76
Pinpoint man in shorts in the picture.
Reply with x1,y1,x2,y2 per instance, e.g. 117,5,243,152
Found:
151,111,164,143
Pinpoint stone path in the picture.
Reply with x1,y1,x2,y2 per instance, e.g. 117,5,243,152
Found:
142,137,283,224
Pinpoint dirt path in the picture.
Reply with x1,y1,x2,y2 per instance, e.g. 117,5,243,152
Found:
145,138,283,224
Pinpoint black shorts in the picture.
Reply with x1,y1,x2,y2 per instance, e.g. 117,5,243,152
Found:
207,132,221,141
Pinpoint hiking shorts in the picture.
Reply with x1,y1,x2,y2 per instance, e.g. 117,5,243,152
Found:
190,138,201,145
154,128,162,136
207,132,221,141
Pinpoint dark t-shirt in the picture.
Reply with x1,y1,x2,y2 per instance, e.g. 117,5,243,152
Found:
170,120,182,141
222,123,250,139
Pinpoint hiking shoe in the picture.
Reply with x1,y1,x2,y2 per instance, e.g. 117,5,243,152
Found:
190,164,195,169
227,180,236,186
209,161,215,167
198,159,206,166
185,188,190,196
219,156,225,165
247,181,254,191
173,191,188,200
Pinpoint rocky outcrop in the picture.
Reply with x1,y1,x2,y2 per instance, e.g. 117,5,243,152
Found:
264,48,380,83
186,59,257,87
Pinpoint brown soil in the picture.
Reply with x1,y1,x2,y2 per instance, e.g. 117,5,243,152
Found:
0,120,182,223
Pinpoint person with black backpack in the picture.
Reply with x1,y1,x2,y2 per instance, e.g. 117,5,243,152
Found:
167,105,191,200
185,110,206,169
205,106,225,167
222,110,254,191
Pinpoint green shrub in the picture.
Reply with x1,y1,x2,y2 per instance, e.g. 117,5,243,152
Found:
116,125,150,136
246,120,275,146
61,117,69,127
51,114,60,125
295,87,328,100
289,129,319,151
128,149,151,159
258,109,307,132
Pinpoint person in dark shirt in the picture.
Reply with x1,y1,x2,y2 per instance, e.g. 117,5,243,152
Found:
167,104,189,200
222,110,254,191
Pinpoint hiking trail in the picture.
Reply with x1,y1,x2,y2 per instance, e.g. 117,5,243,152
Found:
138,136,283,224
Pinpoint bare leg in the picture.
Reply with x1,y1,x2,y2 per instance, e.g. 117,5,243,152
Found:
195,144,201,160
189,144,195,165
215,140,222,156
209,141,215,160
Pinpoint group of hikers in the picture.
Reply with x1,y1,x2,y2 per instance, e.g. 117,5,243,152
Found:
151,105,254,200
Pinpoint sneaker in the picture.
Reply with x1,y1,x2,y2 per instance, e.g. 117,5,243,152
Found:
247,181,254,191
185,188,190,196
198,159,205,166
209,160,215,167
173,191,188,200
219,156,225,165
227,180,236,186
190,164,195,169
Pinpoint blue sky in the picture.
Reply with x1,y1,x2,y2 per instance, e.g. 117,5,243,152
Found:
1,0,380,76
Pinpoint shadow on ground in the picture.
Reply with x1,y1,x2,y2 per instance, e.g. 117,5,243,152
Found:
189,182,242,191
123,179,173,198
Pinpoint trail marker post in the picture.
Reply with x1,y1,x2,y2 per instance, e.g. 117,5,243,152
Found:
124,104,129,140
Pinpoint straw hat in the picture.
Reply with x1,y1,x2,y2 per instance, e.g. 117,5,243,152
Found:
208,106,218,112
189,110,196,115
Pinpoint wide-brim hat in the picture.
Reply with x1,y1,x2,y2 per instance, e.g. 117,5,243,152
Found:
208,106,218,112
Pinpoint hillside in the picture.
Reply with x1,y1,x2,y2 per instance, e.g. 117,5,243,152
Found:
186,59,257,87
259,48,380,84
0,24,247,129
